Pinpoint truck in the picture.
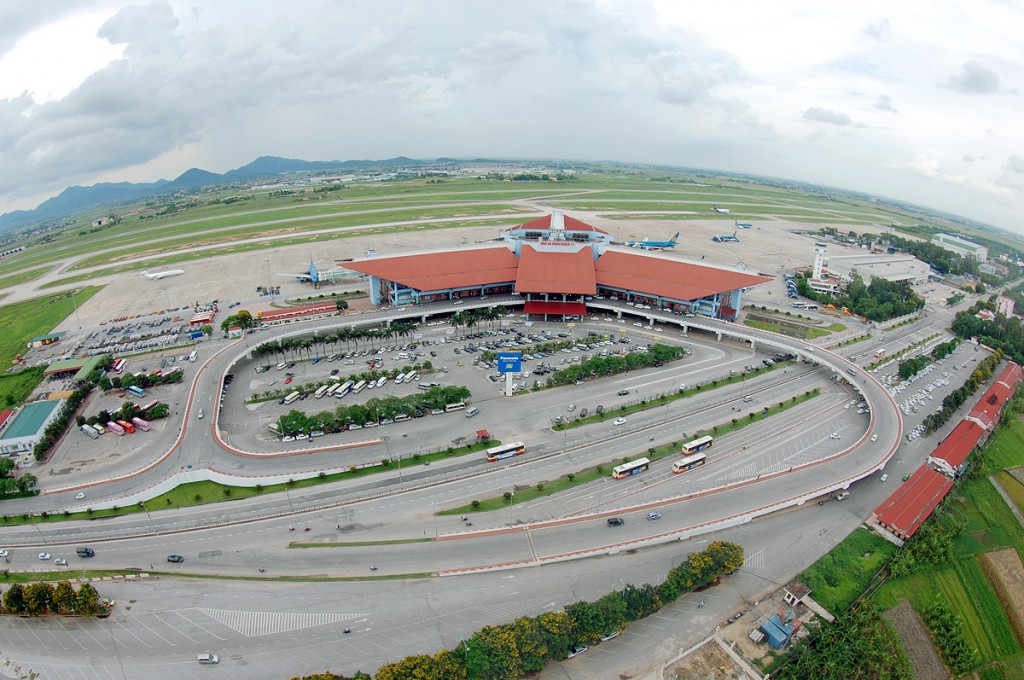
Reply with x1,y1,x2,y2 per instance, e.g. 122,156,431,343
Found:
106,421,125,436
131,416,151,432
116,419,136,434
80,424,99,440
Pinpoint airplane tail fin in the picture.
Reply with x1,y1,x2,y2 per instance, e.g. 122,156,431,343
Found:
670,232,680,243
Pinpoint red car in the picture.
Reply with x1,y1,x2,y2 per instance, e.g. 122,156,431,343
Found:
284,376,293,384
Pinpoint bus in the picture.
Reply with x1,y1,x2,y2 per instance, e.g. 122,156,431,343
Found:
130,417,151,432
116,420,136,434
672,452,707,474
112,358,127,374
444,402,466,412
314,384,330,399
127,385,146,398
352,380,367,394
106,421,125,436
803,304,819,311
406,371,417,383
335,381,353,398
268,422,280,435
681,435,713,455
612,457,651,479
486,441,526,462
141,400,160,413
283,391,301,405
791,302,805,309
874,348,886,358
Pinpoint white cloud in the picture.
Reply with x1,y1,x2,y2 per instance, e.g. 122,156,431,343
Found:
1009,156,1024,174
803,107,853,126
873,94,897,113
944,59,1001,94
2,0,1024,232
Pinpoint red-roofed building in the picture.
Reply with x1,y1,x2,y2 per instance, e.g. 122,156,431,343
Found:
343,213,771,319
501,212,611,244
0,409,13,434
871,465,955,544
928,419,984,477
259,302,338,328
966,361,1021,434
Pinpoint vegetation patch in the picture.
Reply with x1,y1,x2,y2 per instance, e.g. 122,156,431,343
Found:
795,527,897,613
0,287,101,367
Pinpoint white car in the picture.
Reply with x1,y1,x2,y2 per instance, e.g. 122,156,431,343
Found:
613,417,627,426
880,474,889,482
38,552,50,561
870,434,878,442
0,550,8,558
54,557,67,566
197,409,204,419
75,491,86,500
829,432,841,439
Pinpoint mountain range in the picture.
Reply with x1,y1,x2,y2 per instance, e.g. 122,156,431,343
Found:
0,156,440,233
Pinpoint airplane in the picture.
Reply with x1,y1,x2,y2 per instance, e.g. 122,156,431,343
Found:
712,231,740,243
280,256,346,286
141,269,185,280
625,232,680,250
712,205,730,214
735,219,753,228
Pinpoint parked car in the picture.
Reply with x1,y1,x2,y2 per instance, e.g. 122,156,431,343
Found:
568,645,589,658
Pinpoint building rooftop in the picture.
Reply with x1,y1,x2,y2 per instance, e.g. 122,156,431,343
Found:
0,400,61,441
874,465,955,539
515,244,596,295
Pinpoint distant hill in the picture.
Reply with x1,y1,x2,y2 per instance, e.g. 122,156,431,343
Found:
0,155,438,233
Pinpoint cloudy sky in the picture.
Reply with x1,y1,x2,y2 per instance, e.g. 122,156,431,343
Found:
2,1,1024,232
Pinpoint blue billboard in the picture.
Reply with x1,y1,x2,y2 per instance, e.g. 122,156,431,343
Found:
497,352,522,373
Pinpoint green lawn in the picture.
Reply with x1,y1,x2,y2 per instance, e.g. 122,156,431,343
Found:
0,287,101,366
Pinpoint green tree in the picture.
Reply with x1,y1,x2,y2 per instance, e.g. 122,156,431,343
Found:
3,583,26,614
24,582,54,616
74,582,101,616
52,581,77,613
201,324,214,337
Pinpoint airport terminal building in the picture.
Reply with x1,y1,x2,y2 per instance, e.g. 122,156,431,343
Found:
344,213,770,320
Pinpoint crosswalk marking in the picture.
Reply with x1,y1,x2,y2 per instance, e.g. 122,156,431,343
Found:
197,608,367,637
745,547,767,570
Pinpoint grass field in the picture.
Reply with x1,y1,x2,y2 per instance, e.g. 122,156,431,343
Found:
0,366,45,408
0,287,101,367
795,528,897,613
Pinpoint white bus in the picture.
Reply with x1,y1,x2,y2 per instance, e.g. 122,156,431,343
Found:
283,391,301,405
406,371,418,383
444,402,466,412
352,380,367,394
314,384,330,399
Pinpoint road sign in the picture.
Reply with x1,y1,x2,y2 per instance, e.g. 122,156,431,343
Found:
497,352,522,373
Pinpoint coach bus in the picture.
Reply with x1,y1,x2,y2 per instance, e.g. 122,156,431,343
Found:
444,401,466,412
141,400,160,413
314,384,330,399
681,435,713,455
352,380,367,394
112,358,127,374
283,391,301,405
611,457,651,479
672,452,708,474
486,441,526,462
127,385,146,398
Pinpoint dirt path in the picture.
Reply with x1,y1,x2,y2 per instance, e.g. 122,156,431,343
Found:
884,600,948,680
